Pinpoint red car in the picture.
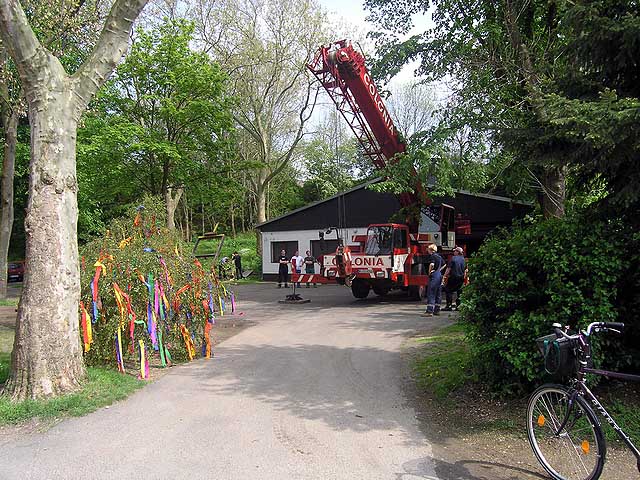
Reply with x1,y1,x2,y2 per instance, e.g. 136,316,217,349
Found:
8,261,24,282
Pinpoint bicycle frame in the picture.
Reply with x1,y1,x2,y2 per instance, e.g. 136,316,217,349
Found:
566,345,640,472
580,382,640,468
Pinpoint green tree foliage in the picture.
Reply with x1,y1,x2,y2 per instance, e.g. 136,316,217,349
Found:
266,163,306,219
299,119,359,203
364,0,580,216
77,18,235,231
542,1,640,216
366,0,640,218
192,0,326,224
460,213,639,393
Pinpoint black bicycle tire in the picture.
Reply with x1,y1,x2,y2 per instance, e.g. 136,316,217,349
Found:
527,384,606,480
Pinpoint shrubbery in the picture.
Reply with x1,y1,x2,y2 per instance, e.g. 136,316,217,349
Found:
80,197,233,371
460,213,640,394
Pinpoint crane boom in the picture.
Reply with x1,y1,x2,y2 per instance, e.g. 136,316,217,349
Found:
307,40,429,230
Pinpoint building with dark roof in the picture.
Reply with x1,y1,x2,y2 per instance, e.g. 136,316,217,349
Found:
256,180,531,280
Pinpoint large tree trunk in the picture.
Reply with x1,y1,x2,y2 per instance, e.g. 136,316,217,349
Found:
540,165,566,218
164,186,183,230
4,90,86,400
0,109,18,299
230,203,236,237
0,0,149,401
256,181,267,224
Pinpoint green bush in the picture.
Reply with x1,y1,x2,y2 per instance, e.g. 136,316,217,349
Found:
80,196,232,370
460,213,639,394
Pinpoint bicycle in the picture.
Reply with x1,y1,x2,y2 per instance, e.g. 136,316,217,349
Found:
527,321,640,480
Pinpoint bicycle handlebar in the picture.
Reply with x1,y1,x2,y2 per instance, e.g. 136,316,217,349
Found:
552,322,625,339
586,322,625,335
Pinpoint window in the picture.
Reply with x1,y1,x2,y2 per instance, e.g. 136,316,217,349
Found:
365,226,393,255
393,228,408,249
311,239,340,258
271,241,299,263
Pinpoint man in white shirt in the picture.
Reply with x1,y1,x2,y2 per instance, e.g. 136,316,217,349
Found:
291,251,304,288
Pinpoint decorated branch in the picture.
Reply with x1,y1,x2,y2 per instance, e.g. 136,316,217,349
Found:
79,196,236,376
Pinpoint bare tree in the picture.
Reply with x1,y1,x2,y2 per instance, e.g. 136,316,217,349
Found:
0,0,148,400
386,81,439,139
193,0,325,224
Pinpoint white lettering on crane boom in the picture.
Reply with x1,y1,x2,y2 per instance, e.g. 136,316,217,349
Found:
363,73,395,136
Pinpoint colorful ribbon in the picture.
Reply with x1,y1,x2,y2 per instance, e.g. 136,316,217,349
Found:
138,339,149,379
115,327,125,373
79,301,92,353
180,325,196,361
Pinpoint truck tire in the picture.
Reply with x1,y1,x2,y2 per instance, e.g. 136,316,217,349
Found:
351,279,370,299
408,285,427,301
372,283,391,297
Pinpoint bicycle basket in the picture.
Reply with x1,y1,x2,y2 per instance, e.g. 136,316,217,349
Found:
536,333,576,377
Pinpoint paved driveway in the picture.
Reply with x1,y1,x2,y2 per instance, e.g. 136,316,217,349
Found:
0,284,443,480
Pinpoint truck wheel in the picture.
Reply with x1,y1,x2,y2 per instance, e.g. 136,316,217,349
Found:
372,284,391,297
408,285,427,301
351,279,370,299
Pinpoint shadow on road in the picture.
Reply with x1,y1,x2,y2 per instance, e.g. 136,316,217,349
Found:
394,457,546,480
184,342,425,442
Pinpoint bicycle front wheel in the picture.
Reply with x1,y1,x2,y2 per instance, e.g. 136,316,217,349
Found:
527,384,605,480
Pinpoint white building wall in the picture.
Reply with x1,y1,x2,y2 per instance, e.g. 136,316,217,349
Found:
261,227,369,276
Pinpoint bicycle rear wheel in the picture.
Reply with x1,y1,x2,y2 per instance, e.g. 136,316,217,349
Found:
527,384,605,480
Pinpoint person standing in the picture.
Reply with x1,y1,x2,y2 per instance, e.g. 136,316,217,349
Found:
232,251,242,280
277,249,289,288
304,250,317,288
443,246,466,311
291,250,304,288
421,243,444,317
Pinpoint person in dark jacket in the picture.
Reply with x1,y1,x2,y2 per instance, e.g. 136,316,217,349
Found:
421,243,444,317
232,251,242,280
443,246,466,310
277,249,289,288
304,250,317,288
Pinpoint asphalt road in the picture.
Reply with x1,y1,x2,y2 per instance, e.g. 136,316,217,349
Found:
0,284,442,480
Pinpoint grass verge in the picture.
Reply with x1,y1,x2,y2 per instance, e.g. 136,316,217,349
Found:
411,320,640,443
0,325,146,426
412,322,474,399
0,367,145,425
0,298,18,307
598,385,640,443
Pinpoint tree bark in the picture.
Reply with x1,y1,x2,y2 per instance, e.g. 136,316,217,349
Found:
165,186,183,230
5,81,86,399
230,202,236,237
182,191,190,241
256,180,267,224
0,108,17,299
0,0,149,400
540,165,566,218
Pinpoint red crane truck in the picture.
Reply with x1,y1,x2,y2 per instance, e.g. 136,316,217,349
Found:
293,40,458,299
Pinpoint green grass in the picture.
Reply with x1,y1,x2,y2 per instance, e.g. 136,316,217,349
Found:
193,231,261,277
0,326,145,425
0,298,18,306
599,388,640,444
411,322,640,443
0,351,10,385
0,367,145,424
412,323,474,399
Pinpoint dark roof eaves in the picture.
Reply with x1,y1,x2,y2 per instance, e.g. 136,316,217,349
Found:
254,178,382,229
255,180,533,229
